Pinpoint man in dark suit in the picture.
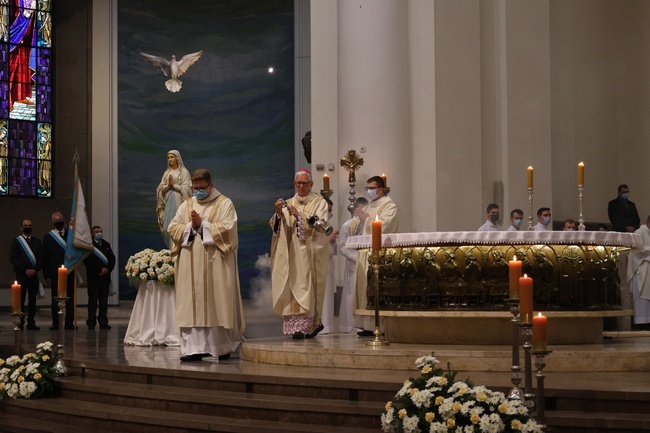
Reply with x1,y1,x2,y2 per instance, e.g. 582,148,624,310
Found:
608,184,641,233
9,219,42,330
83,226,116,330
41,211,75,330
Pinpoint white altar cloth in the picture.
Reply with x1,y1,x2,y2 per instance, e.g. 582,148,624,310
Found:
346,230,643,250
124,280,181,346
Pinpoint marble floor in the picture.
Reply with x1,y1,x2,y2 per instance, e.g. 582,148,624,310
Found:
2,311,650,397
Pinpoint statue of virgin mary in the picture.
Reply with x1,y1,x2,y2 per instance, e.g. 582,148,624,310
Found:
156,150,192,248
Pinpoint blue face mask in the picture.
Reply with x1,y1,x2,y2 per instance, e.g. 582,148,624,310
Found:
621,193,629,200
94,232,103,241
542,216,551,226
193,189,208,200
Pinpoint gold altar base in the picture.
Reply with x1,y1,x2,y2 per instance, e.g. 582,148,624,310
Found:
357,309,632,345
240,331,650,373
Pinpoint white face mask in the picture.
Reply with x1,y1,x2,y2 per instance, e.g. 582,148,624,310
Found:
366,189,378,201
513,218,522,228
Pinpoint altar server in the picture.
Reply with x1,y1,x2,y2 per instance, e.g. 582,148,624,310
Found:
627,214,650,325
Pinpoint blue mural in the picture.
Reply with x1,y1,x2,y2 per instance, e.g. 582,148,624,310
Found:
118,0,295,298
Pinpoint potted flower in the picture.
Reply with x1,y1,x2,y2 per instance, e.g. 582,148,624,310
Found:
125,248,176,287
381,355,544,433
0,341,56,399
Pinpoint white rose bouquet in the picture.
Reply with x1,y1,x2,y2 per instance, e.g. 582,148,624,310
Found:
125,248,176,287
381,355,544,433
0,341,56,399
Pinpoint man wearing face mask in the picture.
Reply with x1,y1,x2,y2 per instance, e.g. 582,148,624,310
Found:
41,212,75,330
507,209,524,232
168,169,245,362
10,219,42,330
563,219,576,231
271,169,329,339
355,175,399,336
83,226,116,330
477,203,501,231
534,207,553,231
608,184,640,233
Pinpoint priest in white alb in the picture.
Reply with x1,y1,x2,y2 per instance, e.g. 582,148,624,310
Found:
355,175,399,336
627,214,650,325
168,169,245,362
270,169,329,339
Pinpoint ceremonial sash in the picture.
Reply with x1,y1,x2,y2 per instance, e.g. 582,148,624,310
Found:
16,236,36,267
49,229,66,249
93,247,109,266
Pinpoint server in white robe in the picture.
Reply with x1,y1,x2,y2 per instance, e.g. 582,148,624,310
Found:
627,215,650,325
168,169,245,362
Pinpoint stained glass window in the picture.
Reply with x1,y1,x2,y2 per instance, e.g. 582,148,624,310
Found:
0,0,52,197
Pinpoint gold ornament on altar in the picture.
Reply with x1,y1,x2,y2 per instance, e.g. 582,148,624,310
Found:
340,149,364,183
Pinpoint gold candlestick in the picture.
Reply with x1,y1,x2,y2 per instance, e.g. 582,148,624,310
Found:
366,250,389,347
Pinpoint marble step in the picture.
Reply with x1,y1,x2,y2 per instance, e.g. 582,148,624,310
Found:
3,398,380,433
545,410,650,432
0,414,117,433
56,376,382,428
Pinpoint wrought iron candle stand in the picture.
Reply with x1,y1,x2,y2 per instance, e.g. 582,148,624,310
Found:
11,313,24,355
366,250,389,347
506,299,523,400
53,297,71,377
578,184,586,231
527,187,534,231
520,322,535,410
533,350,552,429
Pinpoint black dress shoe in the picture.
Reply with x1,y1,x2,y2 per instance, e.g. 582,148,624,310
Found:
180,354,204,362
357,329,375,337
49,325,58,330
26,324,40,331
99,325,112,330
292,332,306,339
307,324,324,339
218,354,231,361
87,325,95,330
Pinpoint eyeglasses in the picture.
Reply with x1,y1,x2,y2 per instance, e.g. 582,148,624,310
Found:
295,181,312,187
365,186,382,191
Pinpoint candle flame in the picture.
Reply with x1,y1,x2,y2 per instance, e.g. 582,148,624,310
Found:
512,256,518,262
14,281,18,285
60,264,66,269
375,215,379,222
523,273,528,278
537,312,543,317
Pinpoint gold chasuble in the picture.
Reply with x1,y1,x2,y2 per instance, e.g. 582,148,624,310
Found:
355,195,399,310
270,192,329,333
168,190,245,332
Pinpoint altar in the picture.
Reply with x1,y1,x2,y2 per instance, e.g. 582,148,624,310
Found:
347,230,642,344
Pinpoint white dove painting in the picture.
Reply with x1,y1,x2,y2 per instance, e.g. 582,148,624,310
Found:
140,50,204,92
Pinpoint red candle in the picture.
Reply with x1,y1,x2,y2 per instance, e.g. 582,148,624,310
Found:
371,216,382,251
508,256,522,299
519,274,533,323
381,173,387,189
323,173,330,190
11,281,21,314
58,265,68,298
533,312,548,351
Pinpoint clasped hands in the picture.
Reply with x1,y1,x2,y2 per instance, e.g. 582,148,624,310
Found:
191,210,203,231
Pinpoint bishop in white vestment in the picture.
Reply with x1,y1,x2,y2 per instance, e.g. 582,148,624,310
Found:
168,169,245,362
627,215,650,325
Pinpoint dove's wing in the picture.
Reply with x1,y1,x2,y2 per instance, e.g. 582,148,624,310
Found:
175,50,204,76
140,52,171,77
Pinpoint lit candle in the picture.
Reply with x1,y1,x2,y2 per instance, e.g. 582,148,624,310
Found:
323,173,330,190
508,256,522,299
533,312,548,351
11,281,21,315
527,166,534,189
57,265,67,298
371,215,382,251
578,162,584,185
519,274,533,323
381,173,387,189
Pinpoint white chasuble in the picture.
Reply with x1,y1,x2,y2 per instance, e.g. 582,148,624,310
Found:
168,191,245,332
270,192,329,321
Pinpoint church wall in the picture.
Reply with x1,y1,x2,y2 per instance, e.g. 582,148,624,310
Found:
0,0,92,290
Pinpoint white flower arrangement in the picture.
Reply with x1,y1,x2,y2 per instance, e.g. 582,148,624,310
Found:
125,248,176,286
381,355,544,433
0,341,56,399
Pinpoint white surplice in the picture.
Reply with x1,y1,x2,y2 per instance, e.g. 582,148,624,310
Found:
627,224,650,324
